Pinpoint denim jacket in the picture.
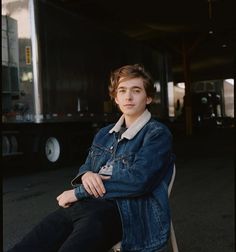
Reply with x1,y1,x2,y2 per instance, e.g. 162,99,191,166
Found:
71,110,175,252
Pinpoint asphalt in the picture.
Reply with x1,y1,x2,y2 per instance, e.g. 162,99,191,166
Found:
2,126,235,252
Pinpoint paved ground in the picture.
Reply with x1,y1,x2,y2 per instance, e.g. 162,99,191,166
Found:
2,127,235,252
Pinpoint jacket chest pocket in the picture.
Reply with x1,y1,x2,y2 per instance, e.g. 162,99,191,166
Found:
120,153,135,169
90,146,110,170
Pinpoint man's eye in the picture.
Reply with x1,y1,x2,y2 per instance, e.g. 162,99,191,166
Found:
118,89,126,93
133,89,141,93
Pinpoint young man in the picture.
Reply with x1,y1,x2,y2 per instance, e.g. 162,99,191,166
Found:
8,64,174,252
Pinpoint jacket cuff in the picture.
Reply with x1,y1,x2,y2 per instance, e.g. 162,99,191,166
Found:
71,171,88,187
74,185,90,199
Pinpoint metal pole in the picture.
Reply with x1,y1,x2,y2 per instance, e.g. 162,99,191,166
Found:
29,0,43,123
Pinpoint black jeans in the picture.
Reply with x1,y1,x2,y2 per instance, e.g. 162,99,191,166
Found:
8,199,122,252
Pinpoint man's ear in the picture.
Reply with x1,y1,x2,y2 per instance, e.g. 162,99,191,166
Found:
146,97,152,105
115,97,119,105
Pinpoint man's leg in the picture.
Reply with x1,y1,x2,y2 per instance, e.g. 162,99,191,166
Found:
58,199,122,252
7,208,73,252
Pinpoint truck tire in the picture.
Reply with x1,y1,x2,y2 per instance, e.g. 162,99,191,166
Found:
2,136,10,156
38,136,66,168
45,137,60,163
10,135,18,154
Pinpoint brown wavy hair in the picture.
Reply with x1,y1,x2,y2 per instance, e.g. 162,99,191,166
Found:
109,64,155,100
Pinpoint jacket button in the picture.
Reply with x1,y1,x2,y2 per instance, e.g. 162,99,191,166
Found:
110,146,114,150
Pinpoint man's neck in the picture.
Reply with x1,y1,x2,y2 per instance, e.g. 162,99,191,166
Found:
124,114,142,128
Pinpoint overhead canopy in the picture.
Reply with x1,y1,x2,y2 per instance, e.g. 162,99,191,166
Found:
52,0,235,82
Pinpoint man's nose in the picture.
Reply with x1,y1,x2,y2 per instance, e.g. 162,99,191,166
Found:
125,90,132,100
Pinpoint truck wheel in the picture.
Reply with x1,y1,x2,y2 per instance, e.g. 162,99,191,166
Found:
38,136,66,167
45,137,60,163
10,135,18,154
2,136,10,155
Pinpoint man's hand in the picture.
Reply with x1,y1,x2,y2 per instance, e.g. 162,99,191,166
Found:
81,171,110,198
57,189,78,208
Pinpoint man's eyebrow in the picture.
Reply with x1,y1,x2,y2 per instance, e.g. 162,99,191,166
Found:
131,86,142,89
117,86,142,89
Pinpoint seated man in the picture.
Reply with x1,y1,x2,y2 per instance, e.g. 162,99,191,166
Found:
8,64,175,252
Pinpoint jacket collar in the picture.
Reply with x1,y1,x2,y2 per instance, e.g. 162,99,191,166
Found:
109,109,151,140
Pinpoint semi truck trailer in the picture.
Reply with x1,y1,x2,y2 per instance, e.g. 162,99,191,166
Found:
2,0,172,171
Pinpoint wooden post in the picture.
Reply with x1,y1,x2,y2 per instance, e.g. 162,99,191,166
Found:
182,39,193,136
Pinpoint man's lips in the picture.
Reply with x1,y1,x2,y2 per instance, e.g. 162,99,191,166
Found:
124,104,135,107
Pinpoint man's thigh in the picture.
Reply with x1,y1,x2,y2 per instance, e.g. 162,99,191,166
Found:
59,199,122,252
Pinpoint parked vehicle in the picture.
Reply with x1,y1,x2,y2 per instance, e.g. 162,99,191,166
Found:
2,0,171,171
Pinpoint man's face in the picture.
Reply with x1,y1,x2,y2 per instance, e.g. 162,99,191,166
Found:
115,78,152,122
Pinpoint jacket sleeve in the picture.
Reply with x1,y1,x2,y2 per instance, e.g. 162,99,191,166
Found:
74,127,173,199
70,157,91,186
